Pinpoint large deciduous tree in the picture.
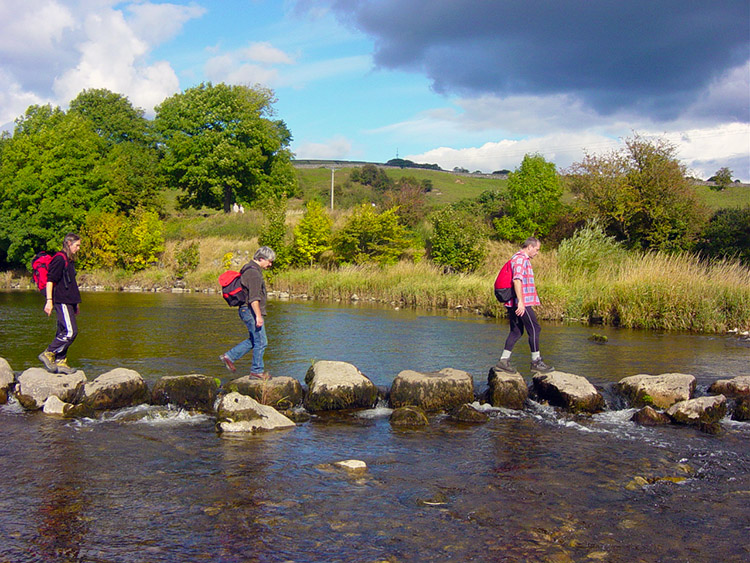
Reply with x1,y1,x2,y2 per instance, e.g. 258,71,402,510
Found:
69,88,151,146
566,135,708,251
155,82,298,213
493,153,562,242
0,105,108,265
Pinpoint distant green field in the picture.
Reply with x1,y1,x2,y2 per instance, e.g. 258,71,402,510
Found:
295,165,507,207
294,163,749,211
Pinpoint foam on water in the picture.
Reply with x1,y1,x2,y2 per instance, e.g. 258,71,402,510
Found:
71,404,212,428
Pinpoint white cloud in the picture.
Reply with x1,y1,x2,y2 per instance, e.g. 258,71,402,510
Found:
53,9,180,113
241,41,294,64
295,135,352,159
125,2,206,45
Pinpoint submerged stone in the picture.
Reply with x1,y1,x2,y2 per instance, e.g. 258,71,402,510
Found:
631,406,670,426
151,374,220,412
616,373,695,409
15,367,87,410
732,397,750,421
304,360,378,412
450,403,490,423
83,368,149,410
216,392,296,433
389,405,429,427
226,375,304,409
389,368,474,412
532,371,604,414
42,395,93,418
487,368,528,410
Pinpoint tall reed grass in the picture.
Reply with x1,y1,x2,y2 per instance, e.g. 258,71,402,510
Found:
3,233,748,333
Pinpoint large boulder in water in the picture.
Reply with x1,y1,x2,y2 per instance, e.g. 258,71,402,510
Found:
631,405,671,426
0,357,14,404
83,368,149,410
226,375,304,409
216,392,296,433
15,367,86,410
667,395,727,430
389,368,474,412
708,375,750,399
151,374,220,412
304,361,378,412
532,371,604,414
487,368,528,410
616,373,695,409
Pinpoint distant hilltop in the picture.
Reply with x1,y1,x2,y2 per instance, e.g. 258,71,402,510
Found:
292,159,510,178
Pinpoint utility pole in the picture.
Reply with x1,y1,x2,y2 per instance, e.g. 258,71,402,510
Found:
330,168,337,211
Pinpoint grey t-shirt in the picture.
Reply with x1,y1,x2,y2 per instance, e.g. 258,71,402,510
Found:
240,261,266,315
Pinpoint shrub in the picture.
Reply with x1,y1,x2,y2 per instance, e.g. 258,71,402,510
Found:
174,241,200,277
694,206,750,265
291,200,332,266
557,221,626,276
428,206,487,273
333,204,411,265
258,196,291,270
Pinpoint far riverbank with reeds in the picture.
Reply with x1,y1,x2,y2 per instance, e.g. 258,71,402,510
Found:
3,240,748,334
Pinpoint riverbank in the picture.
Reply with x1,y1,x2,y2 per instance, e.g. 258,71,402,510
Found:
3,240,748,333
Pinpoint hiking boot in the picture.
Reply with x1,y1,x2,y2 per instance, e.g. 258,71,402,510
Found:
38,351,58,373
219,354,236,373
530,359,554,373
250,372,271,381
493,359,516,374
55,358,76,375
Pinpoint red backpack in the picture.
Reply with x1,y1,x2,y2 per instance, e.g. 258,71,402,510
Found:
493,259,514,302
31,251,67,292
218,265,249,306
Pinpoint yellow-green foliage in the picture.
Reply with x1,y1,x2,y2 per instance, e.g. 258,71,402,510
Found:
291,200,332,266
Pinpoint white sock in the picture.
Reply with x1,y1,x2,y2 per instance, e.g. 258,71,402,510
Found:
501,350,511,360
531,352,541,361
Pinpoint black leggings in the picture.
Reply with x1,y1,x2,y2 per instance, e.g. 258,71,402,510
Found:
503,305,541,353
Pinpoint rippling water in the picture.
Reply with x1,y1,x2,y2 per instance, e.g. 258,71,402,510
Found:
1,291,749,562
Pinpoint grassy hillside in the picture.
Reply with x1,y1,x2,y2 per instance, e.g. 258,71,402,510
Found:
294,162,749,211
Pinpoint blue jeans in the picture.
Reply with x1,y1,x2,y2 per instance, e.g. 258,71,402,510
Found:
226,305,268,373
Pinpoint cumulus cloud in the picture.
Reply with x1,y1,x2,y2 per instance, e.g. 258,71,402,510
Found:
314,0,749,122
295,135,353,159
0,1,203,121
204,41,294,86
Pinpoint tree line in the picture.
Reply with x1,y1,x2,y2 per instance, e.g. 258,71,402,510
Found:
0,82,747,274
0,83,296,270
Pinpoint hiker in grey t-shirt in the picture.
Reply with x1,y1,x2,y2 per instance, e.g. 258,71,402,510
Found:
219,246,275,379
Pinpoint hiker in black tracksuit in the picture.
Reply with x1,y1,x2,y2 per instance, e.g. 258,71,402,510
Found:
38,233,82,375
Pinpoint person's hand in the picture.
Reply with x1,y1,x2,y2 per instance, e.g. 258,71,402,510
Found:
255,315,264,328
44,301,53,316
75,304,80,315
515,303,526,317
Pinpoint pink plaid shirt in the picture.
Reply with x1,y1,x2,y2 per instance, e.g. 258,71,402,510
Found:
504,250,541,307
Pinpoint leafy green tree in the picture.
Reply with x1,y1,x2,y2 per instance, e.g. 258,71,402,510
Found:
291,200,332,266
350,164,392,191
493,153,562,242
258,196,291,270
155,82,298,213
428,206,487,273
333,204,411,265
116,208,165,271
101,142,165,212
694,206,750,265
69,88,151,146
567,135,708,251
709,167,733,191
0,106,108,266
380,176,428,227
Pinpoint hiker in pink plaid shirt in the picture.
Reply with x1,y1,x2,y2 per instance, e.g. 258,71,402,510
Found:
494,237,555,374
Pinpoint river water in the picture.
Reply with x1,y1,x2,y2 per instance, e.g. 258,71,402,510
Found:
1,291,748,562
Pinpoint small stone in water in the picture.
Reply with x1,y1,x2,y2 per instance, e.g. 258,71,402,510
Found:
333,459,367,471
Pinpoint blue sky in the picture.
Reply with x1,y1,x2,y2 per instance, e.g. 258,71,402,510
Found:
1,0,748,180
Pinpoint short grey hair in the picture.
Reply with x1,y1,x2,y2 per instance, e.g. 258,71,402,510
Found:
254,246,276,262
521,237,540,249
